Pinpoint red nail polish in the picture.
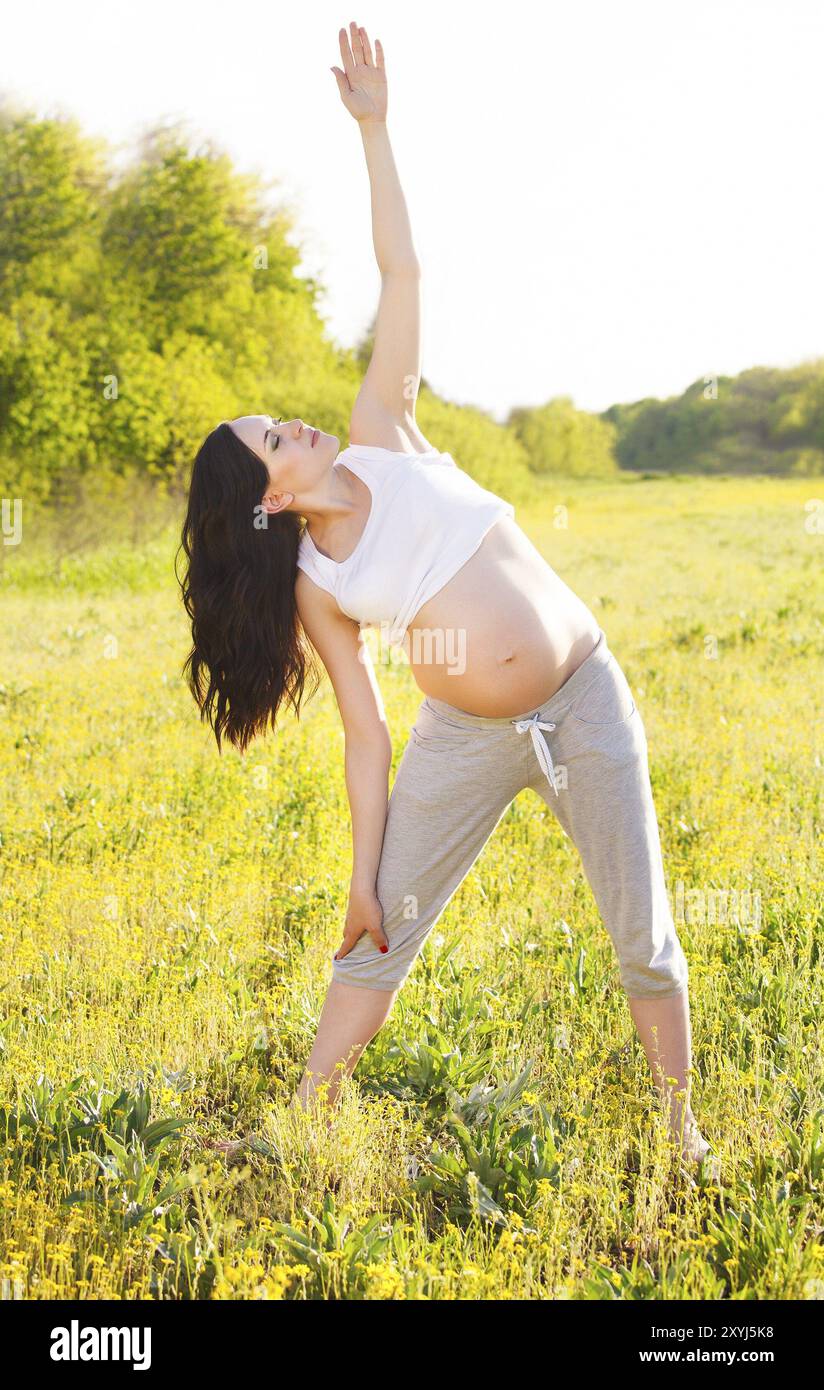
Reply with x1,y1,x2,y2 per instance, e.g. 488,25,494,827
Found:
333,953,339,961
380,945,389,953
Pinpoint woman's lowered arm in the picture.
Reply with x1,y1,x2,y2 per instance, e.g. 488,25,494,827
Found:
294,572,391,958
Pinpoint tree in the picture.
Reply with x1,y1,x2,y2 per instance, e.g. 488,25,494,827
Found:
508,397,618,479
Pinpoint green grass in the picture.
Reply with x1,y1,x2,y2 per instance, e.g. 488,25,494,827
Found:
0,474,821,1300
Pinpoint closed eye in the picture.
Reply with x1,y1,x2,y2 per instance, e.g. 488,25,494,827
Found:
265,416,282,450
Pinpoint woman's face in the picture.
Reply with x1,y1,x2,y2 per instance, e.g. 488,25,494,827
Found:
229,415,339,514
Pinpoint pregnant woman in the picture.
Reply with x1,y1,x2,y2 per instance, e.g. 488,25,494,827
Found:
180,22,711,1166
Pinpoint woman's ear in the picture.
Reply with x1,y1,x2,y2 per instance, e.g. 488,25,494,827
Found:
261,492,295,516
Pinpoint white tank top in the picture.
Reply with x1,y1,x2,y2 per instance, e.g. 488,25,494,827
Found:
295,442,515,646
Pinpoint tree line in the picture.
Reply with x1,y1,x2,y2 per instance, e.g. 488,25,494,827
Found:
0,107,820,513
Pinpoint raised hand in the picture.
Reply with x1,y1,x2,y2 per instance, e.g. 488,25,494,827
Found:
331,21,387,124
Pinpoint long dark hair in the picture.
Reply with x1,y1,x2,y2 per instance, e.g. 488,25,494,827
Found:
176,421,319,753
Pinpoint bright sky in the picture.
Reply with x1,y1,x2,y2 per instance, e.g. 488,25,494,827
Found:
3,0,823,419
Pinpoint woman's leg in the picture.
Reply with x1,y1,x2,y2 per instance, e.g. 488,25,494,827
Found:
295,706,525,1110
521,647,711,1160
628,987,709,1161
296,980,398,1108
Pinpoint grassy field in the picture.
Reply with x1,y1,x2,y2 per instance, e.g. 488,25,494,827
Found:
0,474,821,1300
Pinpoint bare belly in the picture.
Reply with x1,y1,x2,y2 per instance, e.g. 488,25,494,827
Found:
399,516,601,717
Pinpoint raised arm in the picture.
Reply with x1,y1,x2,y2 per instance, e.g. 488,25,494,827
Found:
331,22,430,452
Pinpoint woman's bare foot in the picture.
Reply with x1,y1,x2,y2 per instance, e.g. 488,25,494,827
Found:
671,1111,722,1181
675,1112,711,1163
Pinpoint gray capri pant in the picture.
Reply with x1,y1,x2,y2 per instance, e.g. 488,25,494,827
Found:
332,628,689,999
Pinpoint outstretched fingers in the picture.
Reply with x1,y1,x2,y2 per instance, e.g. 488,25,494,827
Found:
358,24,374,66
338,25,355,78
349,20,364,66
339,20,384,73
